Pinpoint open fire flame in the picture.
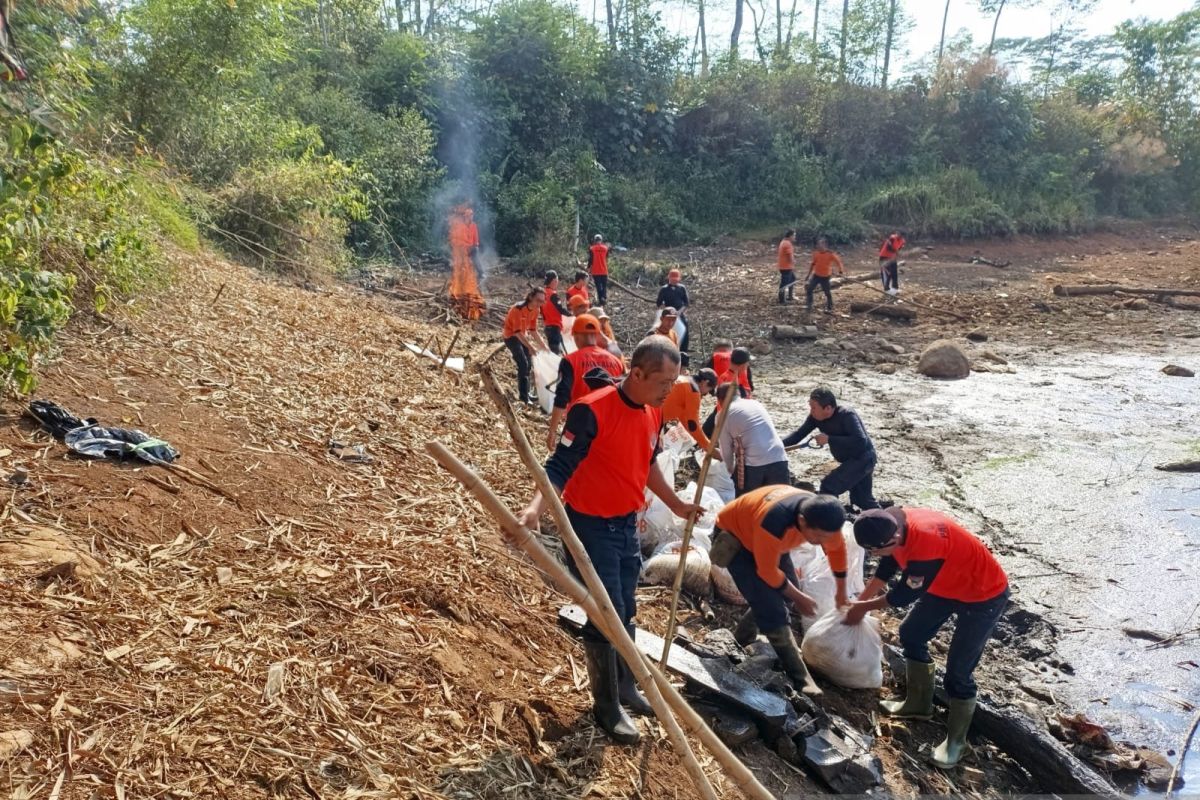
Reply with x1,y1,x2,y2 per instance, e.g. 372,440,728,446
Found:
448,204,485,320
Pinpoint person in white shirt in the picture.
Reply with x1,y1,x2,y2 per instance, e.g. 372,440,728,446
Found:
716,384,790,495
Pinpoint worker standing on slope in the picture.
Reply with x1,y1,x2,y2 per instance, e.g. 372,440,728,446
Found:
716,384,790,495
710,486,847,696
879,230,906,295
805,236,846,314
541,271,570,354
566,270,590,306
545,314,626,451
777,229,797,304
588,234,611,306
502,287,548,406
519,337,704,745
661,368,718,452
648,306,680,348
782,387,880,511
845,507,1009,768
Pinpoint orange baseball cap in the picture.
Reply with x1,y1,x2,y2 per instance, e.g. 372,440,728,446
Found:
572,314,602,335
568,295,588,311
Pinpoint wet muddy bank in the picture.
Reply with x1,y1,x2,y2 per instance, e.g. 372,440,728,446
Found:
752,334,1200,790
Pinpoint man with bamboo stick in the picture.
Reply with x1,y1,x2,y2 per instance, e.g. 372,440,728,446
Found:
518,336,705,745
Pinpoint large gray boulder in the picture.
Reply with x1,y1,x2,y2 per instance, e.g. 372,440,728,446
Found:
917,339,971,379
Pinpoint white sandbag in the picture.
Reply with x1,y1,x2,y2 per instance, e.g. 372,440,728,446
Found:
800,609,884,689
642,540,711,596
669,481,724,544
653,308,688,343
661,422,694,456
793,523,867,630
695,451,736,503
531,351,561,414
711,566,748,605
559,316,578,353
636,450,682,551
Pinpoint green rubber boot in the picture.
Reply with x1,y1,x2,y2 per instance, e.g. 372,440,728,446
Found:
880,659,935,720
931,697,976,768
764,627,822,697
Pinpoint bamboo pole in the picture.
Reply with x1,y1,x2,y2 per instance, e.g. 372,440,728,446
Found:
425,441,718,800
660,382,737,667
440,326,463,369
427,441,772,800
477,368,773,800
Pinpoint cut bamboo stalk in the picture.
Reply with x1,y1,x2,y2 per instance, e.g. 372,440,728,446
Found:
476,368,774,800
425,441,718,800
440,327,463,369
660,382,737,667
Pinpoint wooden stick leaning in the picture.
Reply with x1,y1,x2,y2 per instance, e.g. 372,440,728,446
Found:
475,369,718,800
1166,708,1200,797
426,440,717,800
477,367,773,800
660,382,738,667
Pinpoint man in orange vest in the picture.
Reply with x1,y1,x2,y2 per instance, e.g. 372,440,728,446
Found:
520,337,704,745
588,234,611,306
777,229,797,304
846,507,1010,768
566,270,590,305
710,486,847,696
661,368,718,452
879,230,906,295
545,315,625,451
805,236,846,313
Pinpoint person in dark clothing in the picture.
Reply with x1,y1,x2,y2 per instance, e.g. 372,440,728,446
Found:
782,387,879,510
656,269,691,366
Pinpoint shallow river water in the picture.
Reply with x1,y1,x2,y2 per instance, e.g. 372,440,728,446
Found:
756,335,1200,788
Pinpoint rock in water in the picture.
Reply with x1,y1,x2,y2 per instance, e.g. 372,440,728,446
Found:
917,340,970,379
1161,364,1194,377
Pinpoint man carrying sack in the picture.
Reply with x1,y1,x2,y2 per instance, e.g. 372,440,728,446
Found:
709,486,847,697
519,337,704,745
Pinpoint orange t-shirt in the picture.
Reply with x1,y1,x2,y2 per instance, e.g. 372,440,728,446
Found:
716,485,847,589
810,250,843,278
887,509,1008,603
502,304,539,339
777,239,795,271
662,377,710,450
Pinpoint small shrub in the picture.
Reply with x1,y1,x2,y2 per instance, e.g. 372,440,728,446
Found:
214,157,367,280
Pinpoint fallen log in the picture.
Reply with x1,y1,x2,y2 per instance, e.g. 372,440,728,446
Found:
608,277,658,304
1053,284,1200,299
883,646,1119,797
1155,460,1200,473
849,302,917,321
830,271,879,288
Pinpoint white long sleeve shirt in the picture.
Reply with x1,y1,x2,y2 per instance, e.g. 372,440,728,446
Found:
719,398,788,473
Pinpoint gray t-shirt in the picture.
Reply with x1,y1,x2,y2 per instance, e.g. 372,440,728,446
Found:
720,399,787,471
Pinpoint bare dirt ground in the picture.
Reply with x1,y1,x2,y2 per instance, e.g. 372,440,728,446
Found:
1,221,1196,798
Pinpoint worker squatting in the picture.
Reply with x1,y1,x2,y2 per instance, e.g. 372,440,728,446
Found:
506,230,1001,769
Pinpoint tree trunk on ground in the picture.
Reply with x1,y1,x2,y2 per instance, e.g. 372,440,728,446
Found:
987,0,1006,55
731,0,744,57
937,0,950,65
838,0,849,80
850,302,917,320
881,0,897,88
700,0,709,74
812,0,820,44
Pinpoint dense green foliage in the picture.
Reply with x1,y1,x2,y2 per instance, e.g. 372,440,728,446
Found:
3,0,1200,390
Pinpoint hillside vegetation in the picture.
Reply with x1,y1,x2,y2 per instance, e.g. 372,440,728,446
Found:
3,0,1200,392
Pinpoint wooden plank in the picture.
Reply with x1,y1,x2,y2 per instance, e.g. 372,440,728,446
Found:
559,605,796,733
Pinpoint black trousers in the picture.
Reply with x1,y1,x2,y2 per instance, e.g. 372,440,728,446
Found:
819,451,879,510
880,258,899,290
504,336,531,401
545,325,564,355
806,275,833,310
900,589,1009,699
593,274,609,306
737,460,791,495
